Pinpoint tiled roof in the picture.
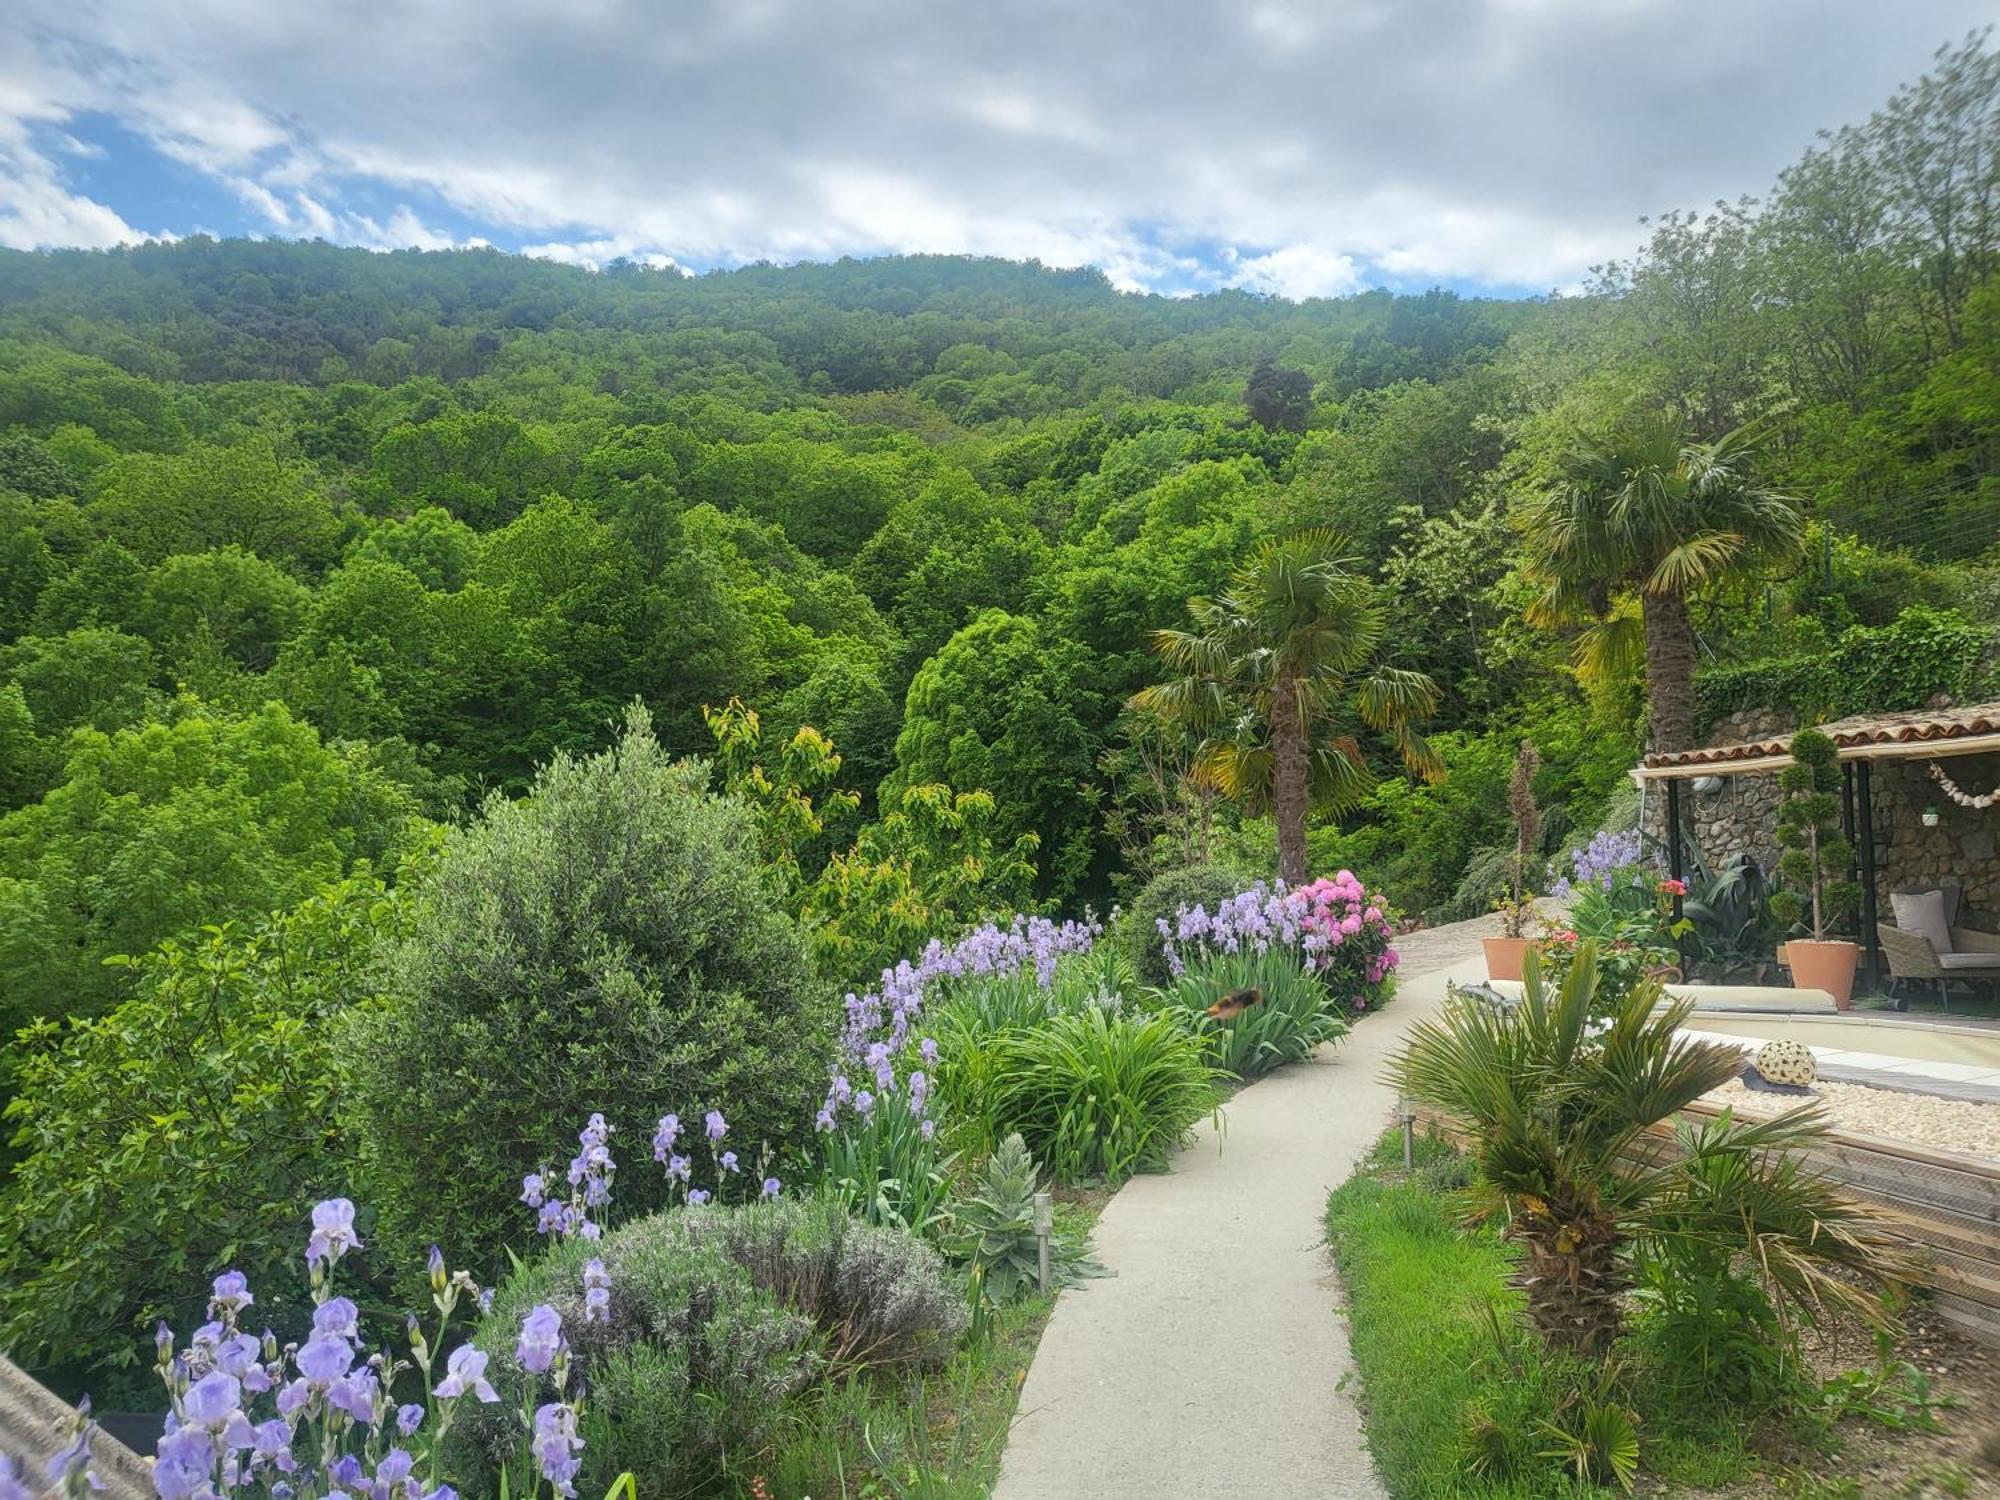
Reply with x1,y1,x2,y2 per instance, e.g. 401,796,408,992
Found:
1640,702,2000,774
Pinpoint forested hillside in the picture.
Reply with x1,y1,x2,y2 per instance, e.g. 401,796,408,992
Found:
0,37,1997,1053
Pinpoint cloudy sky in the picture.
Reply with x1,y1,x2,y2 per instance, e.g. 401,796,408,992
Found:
1,1,1993,298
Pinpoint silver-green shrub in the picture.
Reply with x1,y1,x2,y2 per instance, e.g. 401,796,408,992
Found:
343,704,835,1289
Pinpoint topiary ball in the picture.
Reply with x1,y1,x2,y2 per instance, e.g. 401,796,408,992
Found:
1754,1038,1817,1087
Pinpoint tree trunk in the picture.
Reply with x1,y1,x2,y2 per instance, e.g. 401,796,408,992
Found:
1271,668,1311,887
1514,1212,1628,1357
1642,590,1699,755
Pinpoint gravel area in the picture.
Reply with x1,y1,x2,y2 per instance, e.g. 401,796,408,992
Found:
1703,1076,2000,1159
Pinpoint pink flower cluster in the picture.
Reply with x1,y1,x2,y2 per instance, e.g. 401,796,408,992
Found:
1291,873,1400,989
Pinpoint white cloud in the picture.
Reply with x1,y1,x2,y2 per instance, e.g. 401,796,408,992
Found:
348,206,483,252
0,0,1992,292
520,237,680,271
1226,244,1364,300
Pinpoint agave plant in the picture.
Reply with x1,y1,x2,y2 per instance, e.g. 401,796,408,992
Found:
1391,945,1906,1357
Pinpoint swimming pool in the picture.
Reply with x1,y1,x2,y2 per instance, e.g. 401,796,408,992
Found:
1683,1012,2000,1069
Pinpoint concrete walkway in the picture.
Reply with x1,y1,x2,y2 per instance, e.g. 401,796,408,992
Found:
992,916,1500,1500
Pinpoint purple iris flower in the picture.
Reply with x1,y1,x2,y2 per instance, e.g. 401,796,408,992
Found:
704,1109,727,1143
306,1199,361,1268
760,1177,781,1199
515,1304,564,1374
652,1114,680,1161
686,1188,711,1206
248,1418,295,1472
209,1270,253,1315
312,1298,359,1341
373,1447,415,1497
396,1403,425,1437
152,1427,216,1500
719,1151,738,1174
582,1258,611,1324
297,1334,354,1387
328,1369,378,1426
532,1403,584,1497
433,1345,499,1403
520,1172,546,1208
183,1371,241,1429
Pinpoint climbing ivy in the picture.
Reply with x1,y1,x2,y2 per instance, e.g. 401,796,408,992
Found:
1695,606,1992,731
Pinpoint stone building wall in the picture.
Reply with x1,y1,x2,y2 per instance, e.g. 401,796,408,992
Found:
1647,708,2000,927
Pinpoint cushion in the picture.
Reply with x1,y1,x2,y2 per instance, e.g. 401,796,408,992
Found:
1937,951,2000,971
1891,889,1954,955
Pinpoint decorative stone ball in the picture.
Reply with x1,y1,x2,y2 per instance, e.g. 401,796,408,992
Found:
1754,1039,1817,1087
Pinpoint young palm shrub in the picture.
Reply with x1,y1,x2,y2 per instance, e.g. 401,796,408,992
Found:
1391,945,1906,1358
990,1008,1221,1184
1148,949,1349,1078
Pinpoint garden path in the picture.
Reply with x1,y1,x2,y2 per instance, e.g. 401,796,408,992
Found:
990,912,1505,1500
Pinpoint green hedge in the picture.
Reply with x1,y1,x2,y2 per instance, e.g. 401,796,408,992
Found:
1695,605,1991,732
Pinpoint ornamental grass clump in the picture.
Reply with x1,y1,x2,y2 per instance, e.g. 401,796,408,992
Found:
1149,947,1347,1078
989,1007,1220,1183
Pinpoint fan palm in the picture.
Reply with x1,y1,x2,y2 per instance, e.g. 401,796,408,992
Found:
1523,416,1803,753
1391,946,1906,1357
1132,530,1440,886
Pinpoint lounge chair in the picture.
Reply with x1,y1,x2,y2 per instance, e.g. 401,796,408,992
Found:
1877,882,2000,1010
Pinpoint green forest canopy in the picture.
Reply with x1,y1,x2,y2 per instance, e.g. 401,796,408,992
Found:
0,36,1997,1039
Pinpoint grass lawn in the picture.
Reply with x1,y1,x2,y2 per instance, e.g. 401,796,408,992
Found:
1323,1132,1733,1498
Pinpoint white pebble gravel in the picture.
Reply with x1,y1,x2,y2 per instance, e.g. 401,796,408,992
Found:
1702,1078,2000,1160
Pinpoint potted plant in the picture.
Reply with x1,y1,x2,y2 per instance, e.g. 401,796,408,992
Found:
1768,728,1861,1006
1485,740,1542,981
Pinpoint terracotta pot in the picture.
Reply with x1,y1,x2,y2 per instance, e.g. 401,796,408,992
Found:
1783,938,1859,1008
1483,936,1531,982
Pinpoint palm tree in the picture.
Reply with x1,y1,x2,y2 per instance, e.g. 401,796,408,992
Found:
1391,946,1906,1357
1523,416,1803,754
1133,530,1440,887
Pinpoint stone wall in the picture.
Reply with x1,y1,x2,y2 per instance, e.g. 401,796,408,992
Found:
1648,708,2000,928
